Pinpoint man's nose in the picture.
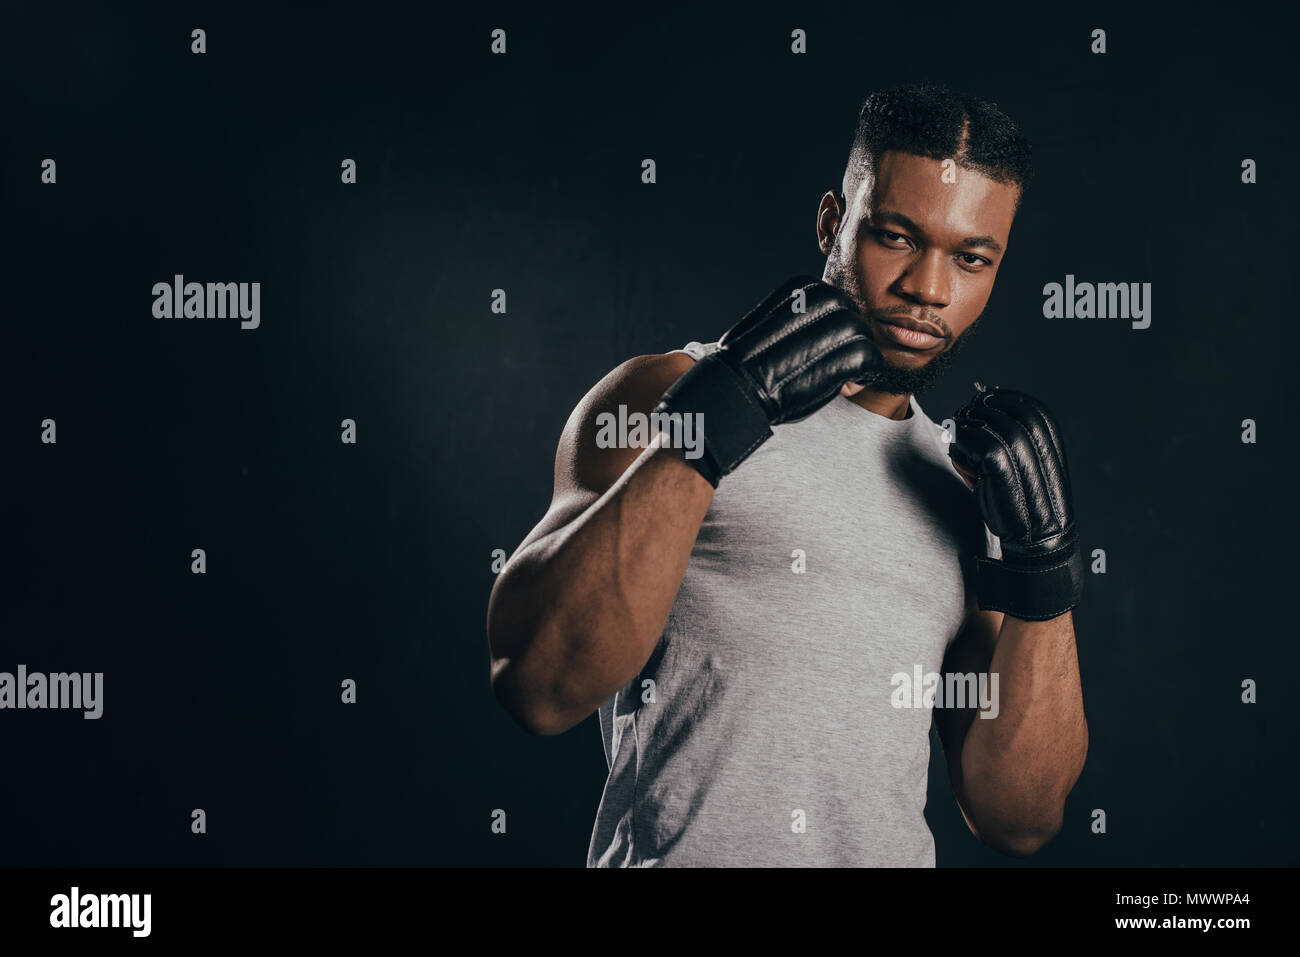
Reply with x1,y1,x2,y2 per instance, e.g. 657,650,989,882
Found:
896,249,951,307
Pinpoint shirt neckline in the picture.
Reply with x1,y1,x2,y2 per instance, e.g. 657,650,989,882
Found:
836,392,919,429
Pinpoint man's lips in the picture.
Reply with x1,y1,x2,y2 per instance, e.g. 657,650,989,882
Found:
872,315,945,350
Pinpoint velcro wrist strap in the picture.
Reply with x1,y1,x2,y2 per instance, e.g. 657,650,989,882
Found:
974,540,1085,622
655,353,773,483
660,438,723,488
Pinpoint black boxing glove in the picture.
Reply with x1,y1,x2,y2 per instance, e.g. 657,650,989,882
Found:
655,275,885,486
948,384,1085,622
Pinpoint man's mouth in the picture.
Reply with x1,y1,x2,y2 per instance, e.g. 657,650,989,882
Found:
872,316,944,351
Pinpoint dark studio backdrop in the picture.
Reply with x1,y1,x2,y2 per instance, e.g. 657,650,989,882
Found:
2,1,1297,867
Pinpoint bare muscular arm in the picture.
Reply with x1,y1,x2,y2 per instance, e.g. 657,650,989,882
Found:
486,351,714,735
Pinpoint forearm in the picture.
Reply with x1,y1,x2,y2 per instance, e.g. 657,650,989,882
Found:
958,611,1088,853
487,438,713,733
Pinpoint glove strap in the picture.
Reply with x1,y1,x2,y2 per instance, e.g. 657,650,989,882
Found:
654,353,773,487
974,532,1085,622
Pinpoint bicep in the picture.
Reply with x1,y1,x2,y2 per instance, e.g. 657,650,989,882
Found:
511,351,696,558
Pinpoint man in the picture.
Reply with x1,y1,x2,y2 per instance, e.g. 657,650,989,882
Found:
486,82,1088,866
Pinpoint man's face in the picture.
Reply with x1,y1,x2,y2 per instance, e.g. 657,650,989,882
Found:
821,150,1020,395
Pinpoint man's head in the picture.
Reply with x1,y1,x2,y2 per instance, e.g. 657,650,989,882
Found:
820,82,1032,399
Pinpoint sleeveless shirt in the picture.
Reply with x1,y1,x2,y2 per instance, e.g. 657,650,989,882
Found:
587,340,1001,866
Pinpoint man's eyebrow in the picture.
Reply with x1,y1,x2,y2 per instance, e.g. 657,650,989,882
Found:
864,209,1004,255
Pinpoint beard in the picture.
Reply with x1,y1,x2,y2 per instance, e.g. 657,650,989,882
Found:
824,253,986,396
867,311,985,395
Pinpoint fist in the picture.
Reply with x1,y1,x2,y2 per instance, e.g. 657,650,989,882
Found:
948,383,1084,621
716,275,886,425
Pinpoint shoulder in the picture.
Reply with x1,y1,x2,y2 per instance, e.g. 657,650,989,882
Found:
552,351,697,497
565,352,697,429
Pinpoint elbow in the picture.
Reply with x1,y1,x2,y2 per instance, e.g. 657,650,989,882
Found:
986,733,1087,857
497,699,573,737
972,796,1065,857
960,774,1069,858
488,649,585,737
486,591,569,735
485,589,609,737
494,688,577,737
966,729,1086,859
983,816,1062,857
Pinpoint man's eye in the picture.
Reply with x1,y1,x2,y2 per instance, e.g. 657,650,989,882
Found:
958,253,988,268
880,231,910,245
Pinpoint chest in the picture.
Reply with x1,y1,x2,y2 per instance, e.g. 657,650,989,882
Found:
674,421,984,681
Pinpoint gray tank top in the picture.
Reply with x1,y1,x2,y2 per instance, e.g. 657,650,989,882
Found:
587,341,1001,867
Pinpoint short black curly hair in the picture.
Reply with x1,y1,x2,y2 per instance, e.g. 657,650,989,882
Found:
841,82,1033,212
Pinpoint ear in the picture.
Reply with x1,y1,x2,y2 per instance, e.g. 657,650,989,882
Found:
817,190,845,250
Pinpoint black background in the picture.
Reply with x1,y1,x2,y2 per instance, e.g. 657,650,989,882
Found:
3,1,1297,866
